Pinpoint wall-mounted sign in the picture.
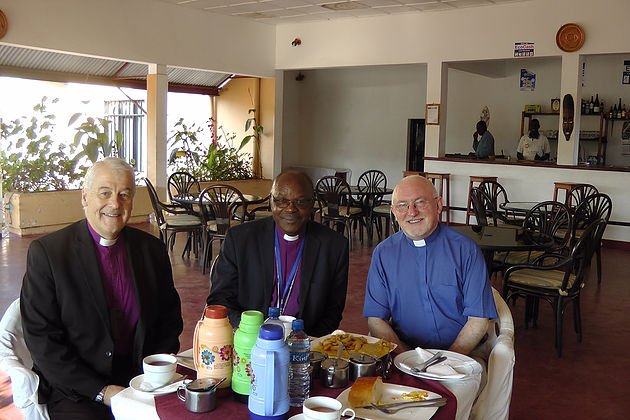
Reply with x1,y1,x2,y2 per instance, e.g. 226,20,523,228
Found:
0,9,8,39
426,104,440,125
520,69,536,91
623,60,630,85
514,42,534,57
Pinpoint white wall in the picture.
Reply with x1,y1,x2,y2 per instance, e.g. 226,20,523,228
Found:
0,0,276,77
281,64,426,186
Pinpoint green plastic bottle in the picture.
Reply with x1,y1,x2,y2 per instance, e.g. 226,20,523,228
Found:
232,310,264,402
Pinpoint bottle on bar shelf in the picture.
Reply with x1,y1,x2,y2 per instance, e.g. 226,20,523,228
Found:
618,98,623,119
623,104,627,119
593,94,600,114
610,106,615,119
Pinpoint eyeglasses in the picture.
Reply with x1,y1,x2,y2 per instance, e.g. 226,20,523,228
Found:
272,196,313,209
392,197,437,213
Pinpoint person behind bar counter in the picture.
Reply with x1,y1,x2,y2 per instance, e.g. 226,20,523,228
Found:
517,119,550,161
472,120,495,159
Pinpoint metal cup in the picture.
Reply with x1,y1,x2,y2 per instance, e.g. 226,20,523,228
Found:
177,378,218,413
320,358,349,388
348,353,379,381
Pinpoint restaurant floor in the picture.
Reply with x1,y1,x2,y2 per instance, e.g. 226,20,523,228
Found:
1,222,629,419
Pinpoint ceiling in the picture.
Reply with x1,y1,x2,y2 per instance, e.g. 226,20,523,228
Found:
0,0,532,92
154,0,531,25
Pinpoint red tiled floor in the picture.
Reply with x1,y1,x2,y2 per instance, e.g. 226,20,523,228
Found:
1,223,630,419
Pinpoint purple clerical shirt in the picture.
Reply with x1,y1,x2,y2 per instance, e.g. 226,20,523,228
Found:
87,222,139,356
270,225,304,317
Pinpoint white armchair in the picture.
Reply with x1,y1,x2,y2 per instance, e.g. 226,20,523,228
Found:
0,299,49,420
471,288,515,420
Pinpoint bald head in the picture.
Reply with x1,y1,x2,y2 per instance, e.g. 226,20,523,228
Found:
271,170,314,198
391,175,442,241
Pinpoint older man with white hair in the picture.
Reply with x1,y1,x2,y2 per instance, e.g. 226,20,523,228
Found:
363,175,497,355
21,157,182,420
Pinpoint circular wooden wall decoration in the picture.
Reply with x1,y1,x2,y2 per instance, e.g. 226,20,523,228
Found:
556,23,585,52
0,10,7,39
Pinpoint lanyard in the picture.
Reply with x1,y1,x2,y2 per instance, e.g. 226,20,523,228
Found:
274,231,305,314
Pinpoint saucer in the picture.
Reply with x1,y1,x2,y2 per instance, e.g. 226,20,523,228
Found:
288,415,304,420
129,373,183,395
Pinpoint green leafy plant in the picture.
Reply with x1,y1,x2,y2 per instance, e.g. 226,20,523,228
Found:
0,97,85,192
68,113,123,163
168,117,252,181
1,97,127,193
241,90,264,178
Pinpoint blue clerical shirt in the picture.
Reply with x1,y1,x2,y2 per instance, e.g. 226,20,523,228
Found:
363,224,497,349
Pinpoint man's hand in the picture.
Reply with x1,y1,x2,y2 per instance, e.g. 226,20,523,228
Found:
367,317,410,353
448,317,489,355
103,385,125,406
473,132,479,141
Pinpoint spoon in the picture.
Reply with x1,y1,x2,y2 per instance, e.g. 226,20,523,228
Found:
207,377,227,392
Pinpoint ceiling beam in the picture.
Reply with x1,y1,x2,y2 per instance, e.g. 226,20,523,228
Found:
0,65,218,95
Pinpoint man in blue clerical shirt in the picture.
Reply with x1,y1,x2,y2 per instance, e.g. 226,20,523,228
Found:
363,175,497,355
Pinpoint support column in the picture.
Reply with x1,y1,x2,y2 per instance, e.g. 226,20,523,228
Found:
147,64,168,198
557,54,583,166
273,70,284,178
425,61,448,158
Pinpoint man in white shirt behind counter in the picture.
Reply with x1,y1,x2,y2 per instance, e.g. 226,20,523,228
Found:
517,118,550,160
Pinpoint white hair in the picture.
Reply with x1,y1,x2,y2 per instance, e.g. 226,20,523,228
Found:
83,157,136,195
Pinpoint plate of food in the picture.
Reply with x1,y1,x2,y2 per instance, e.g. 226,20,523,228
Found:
311,330,396,360
394,348,481,381
337,377,442,420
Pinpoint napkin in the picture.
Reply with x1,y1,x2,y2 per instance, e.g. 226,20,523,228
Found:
414,348,459,376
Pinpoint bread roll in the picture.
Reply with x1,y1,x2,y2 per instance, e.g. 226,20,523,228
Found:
347,377,383,408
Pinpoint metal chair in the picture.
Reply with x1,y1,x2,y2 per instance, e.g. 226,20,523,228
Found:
503,219,606,357
144,177,203,258
167,171,201,215
572,193,612,284
478,180,522,226
469,186,491,227
567,183,598,212
315,176,365,250
495,201,572,270
357,170,388,241
198,184,247,274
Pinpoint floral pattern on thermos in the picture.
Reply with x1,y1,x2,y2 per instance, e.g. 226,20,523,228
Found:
233,353,253,379
198,343,233,373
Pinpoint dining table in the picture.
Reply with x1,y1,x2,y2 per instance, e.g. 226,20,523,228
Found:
451,225,554,271
499,201,540,217
111,347,480,420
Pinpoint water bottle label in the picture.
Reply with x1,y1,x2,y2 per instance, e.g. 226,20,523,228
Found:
290,350,309,364
198,343,233,373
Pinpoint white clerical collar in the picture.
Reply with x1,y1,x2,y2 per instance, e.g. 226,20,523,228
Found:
99,236,118,247
283,233,300,242
413,239,426,247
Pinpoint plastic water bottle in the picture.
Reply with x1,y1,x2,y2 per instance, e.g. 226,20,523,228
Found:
264,307,285,338
287,319,310,407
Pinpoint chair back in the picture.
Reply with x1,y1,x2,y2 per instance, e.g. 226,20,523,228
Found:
199,184,246,235
471,288,514,420
358,169,388,208
551,219,605,295
0,299,50,420
390,209,400,233
168,171,200,202
144,177,167,227
470,187,491,227
522,201,572,252
478,180,512,224
567,183,598,210
572,193,611,246
315,176,353,218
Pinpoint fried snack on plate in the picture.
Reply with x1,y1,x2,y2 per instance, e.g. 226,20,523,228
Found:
312,333,394,359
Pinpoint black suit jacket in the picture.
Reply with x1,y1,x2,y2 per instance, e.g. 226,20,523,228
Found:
207,217,349,337
20,220,183,403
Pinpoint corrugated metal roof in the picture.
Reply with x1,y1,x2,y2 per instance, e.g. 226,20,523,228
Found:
0,44,231,89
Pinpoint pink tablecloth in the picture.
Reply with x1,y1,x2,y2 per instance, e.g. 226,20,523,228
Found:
154,367,456,420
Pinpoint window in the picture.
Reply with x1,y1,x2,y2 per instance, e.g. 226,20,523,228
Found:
105,100,145,172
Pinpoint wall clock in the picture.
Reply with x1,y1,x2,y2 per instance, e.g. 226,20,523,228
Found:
556,23,585,52
0,10,7,39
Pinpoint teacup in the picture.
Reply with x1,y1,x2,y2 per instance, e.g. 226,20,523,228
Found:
303,396,355,420
143,353,177,387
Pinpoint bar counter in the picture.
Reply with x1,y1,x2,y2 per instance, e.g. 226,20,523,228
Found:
428,156,630,173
